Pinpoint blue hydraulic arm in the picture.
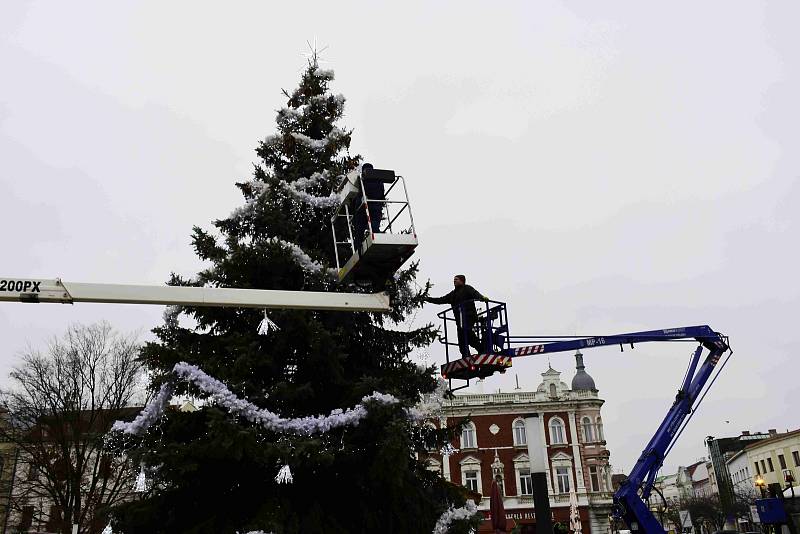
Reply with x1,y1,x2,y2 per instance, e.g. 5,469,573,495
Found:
437,303,730,534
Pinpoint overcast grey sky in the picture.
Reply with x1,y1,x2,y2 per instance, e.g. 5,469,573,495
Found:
2,1,798,475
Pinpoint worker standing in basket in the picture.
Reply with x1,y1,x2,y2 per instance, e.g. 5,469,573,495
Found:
425,275,488,358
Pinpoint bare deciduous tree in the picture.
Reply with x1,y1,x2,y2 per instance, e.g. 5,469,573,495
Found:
0,322,144,534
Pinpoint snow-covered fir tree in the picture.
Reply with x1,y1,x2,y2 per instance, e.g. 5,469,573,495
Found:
109,58,480,534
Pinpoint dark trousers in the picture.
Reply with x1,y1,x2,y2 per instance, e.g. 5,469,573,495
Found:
455,314,483,358
352,203,383,252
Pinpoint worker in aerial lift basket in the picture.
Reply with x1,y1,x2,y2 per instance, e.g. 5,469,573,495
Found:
424,275,488,358
351,163,386,252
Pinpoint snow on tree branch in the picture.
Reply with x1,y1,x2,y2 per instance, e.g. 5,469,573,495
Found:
111,362,402,437
431,500,480,534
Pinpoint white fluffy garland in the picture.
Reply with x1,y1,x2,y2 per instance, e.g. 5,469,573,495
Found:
406,378,448,421
432,501,480,534
291,127,345,151
280,181,339,208
244,500,478,534
112,362,401,437
112,382,174,435
230,179,270,218
265,237,336,276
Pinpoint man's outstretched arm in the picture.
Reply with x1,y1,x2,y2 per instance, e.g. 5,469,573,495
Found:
424,290,454,305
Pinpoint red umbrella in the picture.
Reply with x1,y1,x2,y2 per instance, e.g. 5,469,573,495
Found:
490,479,508,533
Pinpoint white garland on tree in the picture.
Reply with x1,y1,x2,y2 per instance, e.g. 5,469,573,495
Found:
280,180,339,208
290,127,346,151
406,378,448,422
265,237,336,276
112,362,401,437
112,381,174,435
313,67,335,80
431,500,480,534
230,179,270,218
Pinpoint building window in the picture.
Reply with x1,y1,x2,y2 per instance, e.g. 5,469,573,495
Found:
20,506,34,531
596,417,604,441
464,470,479,492
589,465,600,491
755,462,760,475
582,417,594,442
761,460,767,473
549,417,566,445
767,458,774,472
461,422,476,449
518,468,533,495
793,451,800,467
556,466,571,493
513,420,527,446
549,383,558,397
27,464,39,481
779,454,787,470
460,456,482,495
426,459,442,474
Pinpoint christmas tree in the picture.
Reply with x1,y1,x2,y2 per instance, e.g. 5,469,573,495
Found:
110,56,479,534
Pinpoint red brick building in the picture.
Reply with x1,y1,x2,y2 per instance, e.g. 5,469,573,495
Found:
429,352,613,533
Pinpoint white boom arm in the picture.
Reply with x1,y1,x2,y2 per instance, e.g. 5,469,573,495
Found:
0,278,390,312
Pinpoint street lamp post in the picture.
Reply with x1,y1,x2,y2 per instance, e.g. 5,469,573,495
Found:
755,476,767,498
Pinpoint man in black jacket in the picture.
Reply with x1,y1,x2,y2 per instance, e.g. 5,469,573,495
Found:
351,163,386,252
425,275,488,358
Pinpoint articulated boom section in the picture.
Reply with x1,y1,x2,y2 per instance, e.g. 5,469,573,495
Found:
436,301,730,534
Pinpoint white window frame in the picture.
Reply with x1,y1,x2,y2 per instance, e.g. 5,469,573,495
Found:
460,422,477,449
551,453,575,494
589,464,600,492
556,466,571,493
513,418,527,447
426,458,442,474
549,416,566,445
513,453,533,496
518,468,533,495
581,416,594,443
464,470,479,492
460,456,482,494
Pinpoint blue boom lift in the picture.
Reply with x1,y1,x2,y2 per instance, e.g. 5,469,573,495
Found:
437,300,732,534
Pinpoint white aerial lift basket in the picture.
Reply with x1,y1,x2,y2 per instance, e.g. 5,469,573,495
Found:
331,165,418,285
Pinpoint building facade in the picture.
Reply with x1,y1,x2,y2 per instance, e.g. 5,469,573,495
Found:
429,352,614,533
739,429,800,491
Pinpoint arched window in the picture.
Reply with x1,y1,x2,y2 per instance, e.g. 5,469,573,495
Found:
461,422,477,449
513,419,527,446
549,383,558,397
596,417,604,441
582,416,594,442
549,417,565,444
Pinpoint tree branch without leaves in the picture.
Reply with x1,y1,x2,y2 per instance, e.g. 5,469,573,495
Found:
0,322,144,534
